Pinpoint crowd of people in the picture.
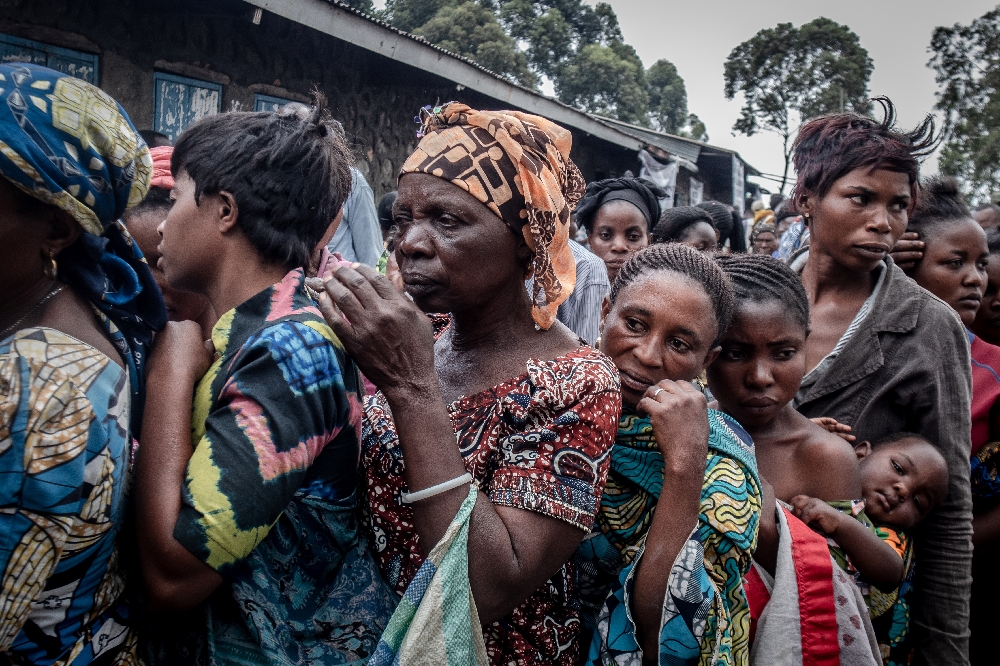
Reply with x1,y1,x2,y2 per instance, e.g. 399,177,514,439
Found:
0,62,992,666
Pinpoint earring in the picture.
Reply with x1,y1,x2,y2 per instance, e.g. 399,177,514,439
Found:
43,252,57,280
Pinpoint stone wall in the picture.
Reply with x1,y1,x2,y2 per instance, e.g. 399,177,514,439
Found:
0,0,638,199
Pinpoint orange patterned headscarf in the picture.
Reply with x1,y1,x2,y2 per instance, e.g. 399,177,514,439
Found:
400,102,585,330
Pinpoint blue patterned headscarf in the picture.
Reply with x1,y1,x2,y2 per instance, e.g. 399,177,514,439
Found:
0,63,166,434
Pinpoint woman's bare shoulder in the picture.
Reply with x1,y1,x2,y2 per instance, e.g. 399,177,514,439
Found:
795,414,863,499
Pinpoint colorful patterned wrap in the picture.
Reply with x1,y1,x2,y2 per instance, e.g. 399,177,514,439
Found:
1,328,138,665
362,315,621,665
580,409,762,666
146,269,395,665
0,63,164,434
865,525,914,666
821,500,915,664
400,103,586,330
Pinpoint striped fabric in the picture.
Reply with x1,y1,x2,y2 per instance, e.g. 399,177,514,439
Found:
371,485,488,666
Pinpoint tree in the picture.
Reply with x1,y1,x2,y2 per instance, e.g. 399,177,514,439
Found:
930,7,1000,202
496,0,622,81
723,17,873,193
383,0,709,134
555,41,649,124
340,0,376,13
413,2,536,87
646,59,688,133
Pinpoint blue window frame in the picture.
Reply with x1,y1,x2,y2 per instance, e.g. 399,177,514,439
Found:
153,72,222,141
0,33,98,83
253,93,292,113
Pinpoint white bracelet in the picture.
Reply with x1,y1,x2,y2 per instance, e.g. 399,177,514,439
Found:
400,473,474,504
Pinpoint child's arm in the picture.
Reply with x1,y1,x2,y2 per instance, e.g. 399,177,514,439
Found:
790,495,904,591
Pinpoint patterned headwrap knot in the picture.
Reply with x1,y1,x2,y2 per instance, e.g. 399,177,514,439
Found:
400,102,585,329
0,63,165,435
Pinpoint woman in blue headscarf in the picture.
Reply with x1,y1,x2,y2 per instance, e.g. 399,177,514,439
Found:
0,63,164,665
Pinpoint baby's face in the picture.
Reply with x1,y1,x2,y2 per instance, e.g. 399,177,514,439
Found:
859,439,949,530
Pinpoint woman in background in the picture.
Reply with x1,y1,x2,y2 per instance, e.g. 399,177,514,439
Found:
576,176,665,282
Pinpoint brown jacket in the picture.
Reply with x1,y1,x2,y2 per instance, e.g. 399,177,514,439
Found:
795,258,973,666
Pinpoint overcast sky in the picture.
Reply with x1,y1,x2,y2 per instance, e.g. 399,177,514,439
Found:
371,0,998,192
612,0,998,192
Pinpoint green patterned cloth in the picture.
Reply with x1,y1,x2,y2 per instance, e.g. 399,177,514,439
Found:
581,409,762,666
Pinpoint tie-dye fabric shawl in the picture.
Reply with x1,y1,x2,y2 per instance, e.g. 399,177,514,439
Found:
581,409,762,666
146,269,395,665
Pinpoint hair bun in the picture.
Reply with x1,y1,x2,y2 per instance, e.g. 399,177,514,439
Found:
923,175,961,201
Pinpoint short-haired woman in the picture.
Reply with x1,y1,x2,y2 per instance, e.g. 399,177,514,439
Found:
790,99,972,664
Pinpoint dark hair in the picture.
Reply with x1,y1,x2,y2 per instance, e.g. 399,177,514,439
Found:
698,201,748,253
716,253,810,332
609,243,735,346
792,97,937,204
773,201,798,224
171,100,353,270
907,177,973,240
378,191,398,234
652,206,716,243
139,129,172,148
869,431,934,451
769,193,785,210
987,226,1000,255
124,185,171,219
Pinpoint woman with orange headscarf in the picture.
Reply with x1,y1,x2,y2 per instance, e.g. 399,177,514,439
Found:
316,103,622,665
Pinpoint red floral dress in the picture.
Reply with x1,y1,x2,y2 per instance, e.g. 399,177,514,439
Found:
361,320,621,665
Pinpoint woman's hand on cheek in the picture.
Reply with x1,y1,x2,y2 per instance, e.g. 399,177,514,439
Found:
149,320,213,384
639,380,710,478
890,231,924,272
318,263,436,396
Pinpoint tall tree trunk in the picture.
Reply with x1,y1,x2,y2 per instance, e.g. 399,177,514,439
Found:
780,131,792,195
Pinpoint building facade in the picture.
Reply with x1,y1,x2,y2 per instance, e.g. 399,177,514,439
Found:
0,0,756,205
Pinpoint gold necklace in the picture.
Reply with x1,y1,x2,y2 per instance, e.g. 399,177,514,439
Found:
0,285,64,339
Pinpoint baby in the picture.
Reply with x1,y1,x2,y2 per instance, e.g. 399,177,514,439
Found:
791,432,950,661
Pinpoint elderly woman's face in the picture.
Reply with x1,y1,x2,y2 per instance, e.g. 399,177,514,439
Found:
801,167,912,274
752,231,778,256
393,173,530,313
587,201,649,282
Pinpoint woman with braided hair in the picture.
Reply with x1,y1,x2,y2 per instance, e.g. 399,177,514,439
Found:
579,243,762,665
790,99,971,664
576,175,666,281
709,254,903,664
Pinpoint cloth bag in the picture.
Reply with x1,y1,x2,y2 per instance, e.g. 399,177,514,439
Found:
371,485,488,666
